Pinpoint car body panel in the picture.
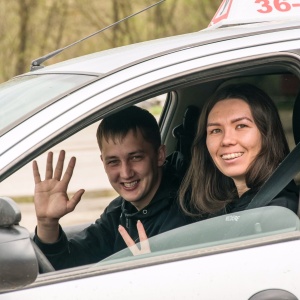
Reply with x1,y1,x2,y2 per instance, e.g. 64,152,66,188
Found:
29,20,300,76
210,0,300,27
3,238,300,300
1,0,300,297
1,27,300,178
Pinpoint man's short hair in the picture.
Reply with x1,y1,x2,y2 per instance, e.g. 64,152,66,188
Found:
96,106,161,151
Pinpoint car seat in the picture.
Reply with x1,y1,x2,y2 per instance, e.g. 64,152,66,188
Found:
168,105,200,178
293,91,300,146
292,90,300,216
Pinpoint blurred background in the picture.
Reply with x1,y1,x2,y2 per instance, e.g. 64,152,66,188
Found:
2,0,299,230
0,0,221,229
0,0,220,83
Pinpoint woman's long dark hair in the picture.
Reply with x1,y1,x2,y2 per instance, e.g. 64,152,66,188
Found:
179,83,290,217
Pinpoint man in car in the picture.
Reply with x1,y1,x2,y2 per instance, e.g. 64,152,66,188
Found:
33,106,191,270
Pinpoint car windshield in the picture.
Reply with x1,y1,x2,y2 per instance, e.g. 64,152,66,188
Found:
94,206,300,267
0,74,95,135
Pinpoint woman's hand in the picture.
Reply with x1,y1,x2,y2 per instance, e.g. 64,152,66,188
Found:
118,220,151,256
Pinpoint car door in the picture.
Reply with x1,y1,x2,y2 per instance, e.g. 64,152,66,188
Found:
1,20,300,299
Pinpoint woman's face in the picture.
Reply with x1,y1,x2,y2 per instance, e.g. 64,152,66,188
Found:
206,98,262,186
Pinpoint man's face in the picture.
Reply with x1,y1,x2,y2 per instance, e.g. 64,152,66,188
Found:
101,129,165,210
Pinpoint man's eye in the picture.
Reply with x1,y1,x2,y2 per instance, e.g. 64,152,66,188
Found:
131,156,142,161
107,160,118,165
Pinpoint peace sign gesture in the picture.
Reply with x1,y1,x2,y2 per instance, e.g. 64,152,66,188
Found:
118,220,151,256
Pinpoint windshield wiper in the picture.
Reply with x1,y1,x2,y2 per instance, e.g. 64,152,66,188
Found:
30,0,165,71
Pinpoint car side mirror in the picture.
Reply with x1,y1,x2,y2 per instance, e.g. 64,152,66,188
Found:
0,197,38,293
0,196,21,226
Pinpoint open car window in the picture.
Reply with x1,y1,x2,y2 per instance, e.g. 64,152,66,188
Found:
93,206,300,267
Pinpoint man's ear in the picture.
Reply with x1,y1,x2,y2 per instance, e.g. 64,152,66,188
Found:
157,145,166,167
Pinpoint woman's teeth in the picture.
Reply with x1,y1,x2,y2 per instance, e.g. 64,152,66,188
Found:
221,152,243,160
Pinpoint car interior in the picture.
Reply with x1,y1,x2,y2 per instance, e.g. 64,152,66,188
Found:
1,55,300,292
90,63,300,268
96,59,300,253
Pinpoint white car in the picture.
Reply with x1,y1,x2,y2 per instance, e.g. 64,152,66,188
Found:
1,0,300,299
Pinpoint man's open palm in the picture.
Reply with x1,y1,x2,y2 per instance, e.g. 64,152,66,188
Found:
33,150,85,221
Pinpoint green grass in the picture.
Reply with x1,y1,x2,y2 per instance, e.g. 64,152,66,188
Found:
13,196,34,203
149,105,163,116
12,189,117,203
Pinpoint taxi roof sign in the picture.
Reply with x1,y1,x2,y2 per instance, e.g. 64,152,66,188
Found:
209,0,300,28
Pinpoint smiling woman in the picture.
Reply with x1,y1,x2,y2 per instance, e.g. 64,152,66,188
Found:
2,0,300,295
206,98,262,196
179,83,299,218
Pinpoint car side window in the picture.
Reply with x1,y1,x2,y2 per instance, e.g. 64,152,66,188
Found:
95,206,300,267
1,95,168,232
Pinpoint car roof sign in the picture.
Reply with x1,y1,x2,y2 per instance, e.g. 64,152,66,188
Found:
209,0,300,28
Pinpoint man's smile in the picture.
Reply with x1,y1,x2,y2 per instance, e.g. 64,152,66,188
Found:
122,180,139,189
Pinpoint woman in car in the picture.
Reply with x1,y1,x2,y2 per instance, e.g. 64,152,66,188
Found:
119,83,299,254
178,83,298,219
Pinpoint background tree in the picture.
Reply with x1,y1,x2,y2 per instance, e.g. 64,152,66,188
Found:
0,0,221,83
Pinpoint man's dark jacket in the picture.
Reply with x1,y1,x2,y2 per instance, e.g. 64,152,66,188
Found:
34,167,191,270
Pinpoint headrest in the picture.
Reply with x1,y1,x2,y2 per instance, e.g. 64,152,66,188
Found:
172,105,199,139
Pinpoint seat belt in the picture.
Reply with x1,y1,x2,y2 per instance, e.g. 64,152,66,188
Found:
246,141,300,210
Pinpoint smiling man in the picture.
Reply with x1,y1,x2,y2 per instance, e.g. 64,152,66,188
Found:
33,106,191,270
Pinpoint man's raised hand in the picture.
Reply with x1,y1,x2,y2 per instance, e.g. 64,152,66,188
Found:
33,150,85,242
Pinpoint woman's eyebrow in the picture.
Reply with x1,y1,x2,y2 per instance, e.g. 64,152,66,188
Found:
207,122,220,127
207,116,253,127
231,116,253,123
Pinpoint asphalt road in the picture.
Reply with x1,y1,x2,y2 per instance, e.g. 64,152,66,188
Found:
18,196,113,232
1,123,112,197
1,123,116,232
